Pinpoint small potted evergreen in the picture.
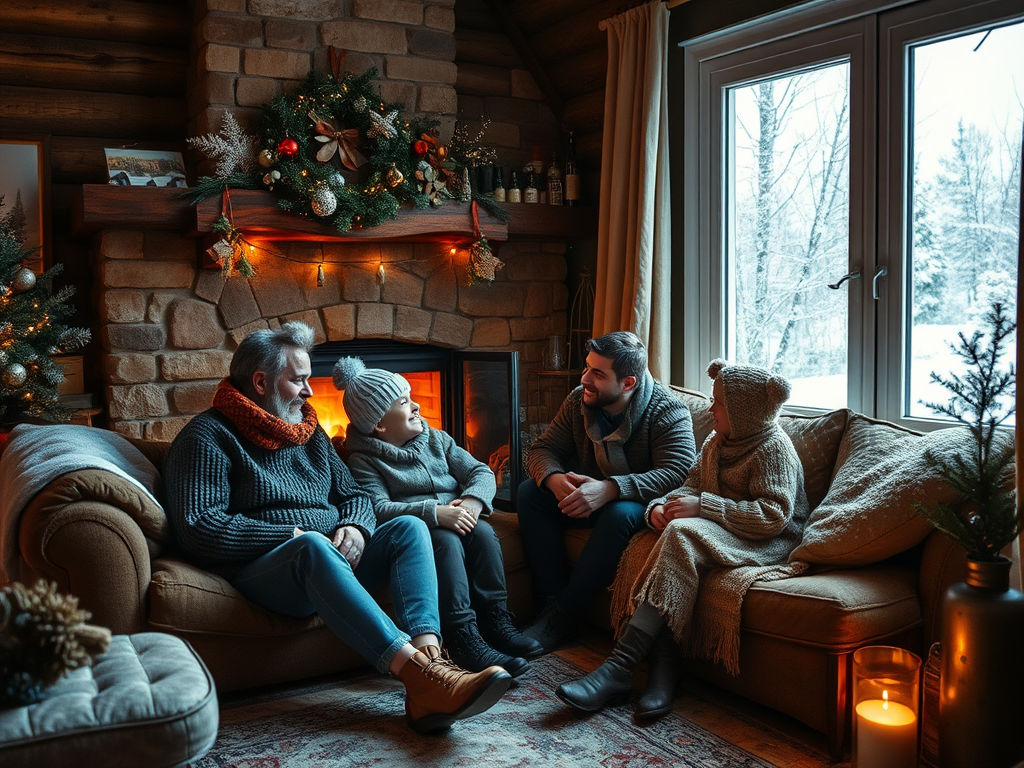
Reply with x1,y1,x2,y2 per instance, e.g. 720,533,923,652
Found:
916,302,1023,768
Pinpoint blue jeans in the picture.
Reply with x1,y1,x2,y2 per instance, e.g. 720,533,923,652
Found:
516,478,646,617
231,516,439,673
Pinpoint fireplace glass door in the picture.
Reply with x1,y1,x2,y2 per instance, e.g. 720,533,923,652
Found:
307,341,521,511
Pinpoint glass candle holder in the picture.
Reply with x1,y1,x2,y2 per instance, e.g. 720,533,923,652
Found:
544,334,566,371
853,645,922,768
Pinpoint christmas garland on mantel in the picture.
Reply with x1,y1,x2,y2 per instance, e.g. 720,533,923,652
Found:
185,50,507,283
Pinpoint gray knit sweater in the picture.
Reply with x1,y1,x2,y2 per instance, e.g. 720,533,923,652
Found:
164,409,376,577
526,372,696,504
345,423,496,527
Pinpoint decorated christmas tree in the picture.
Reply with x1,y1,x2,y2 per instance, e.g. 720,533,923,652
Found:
0,197,90,423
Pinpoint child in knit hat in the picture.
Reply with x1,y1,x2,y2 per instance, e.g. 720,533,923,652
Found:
557,358,809,720
334,357,543,678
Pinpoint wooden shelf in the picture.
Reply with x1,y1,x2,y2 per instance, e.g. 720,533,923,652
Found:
72,185,598,243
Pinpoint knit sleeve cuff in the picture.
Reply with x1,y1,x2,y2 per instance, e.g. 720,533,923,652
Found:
644,496,667,528
699,492,728,524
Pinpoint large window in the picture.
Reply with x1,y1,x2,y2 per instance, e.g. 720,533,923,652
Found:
681,0,1022,428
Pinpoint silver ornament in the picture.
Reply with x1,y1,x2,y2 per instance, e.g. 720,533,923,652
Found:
328,171,346,190
0,350,7,367
2,362,27,389
12,267,36,292
310,186,338,217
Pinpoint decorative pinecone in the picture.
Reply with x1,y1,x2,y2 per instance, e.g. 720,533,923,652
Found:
0,581,112,707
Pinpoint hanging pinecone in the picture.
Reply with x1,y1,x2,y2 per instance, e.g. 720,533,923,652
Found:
467,237,504,285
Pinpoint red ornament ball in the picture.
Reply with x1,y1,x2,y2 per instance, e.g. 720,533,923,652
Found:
277,138,299,158
413,140,429,157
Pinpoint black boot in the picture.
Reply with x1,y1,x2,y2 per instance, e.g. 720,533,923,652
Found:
635,628,681,720
524,597,578,654
479,604,545,660
556,625,656,712
445,622,530,678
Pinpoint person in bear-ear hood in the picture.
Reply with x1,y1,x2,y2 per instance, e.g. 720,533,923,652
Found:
557,358,810,721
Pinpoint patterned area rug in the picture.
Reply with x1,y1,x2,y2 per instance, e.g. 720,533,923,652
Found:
197,653,777,768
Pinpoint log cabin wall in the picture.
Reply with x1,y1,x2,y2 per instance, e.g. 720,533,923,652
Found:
0,0,191,398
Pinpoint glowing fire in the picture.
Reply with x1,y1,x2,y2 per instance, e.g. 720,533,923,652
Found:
307,371,443,439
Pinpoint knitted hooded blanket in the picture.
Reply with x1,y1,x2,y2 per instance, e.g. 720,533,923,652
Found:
610,359,810,675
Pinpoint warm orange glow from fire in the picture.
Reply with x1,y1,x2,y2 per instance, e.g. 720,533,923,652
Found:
307,371,443,439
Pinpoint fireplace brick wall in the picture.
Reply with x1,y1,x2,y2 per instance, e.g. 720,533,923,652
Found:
96,231,569,440
90,0,576,439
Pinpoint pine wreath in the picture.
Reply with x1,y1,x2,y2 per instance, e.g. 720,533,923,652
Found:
186,60,509,236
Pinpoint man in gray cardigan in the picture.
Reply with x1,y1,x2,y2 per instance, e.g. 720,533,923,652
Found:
518,331,696,653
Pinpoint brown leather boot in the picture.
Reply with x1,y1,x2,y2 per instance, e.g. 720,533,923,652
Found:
395,648,511,734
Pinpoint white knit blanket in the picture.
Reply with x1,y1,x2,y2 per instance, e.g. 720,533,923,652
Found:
0,424,161,584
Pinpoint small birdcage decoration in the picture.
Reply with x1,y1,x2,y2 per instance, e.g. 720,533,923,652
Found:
568,269,595,371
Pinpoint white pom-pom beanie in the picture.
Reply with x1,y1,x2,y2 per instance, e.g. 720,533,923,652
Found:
333,356,410,436
706,358,791,440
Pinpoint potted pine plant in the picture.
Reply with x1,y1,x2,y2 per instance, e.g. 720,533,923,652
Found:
916,302,1023,768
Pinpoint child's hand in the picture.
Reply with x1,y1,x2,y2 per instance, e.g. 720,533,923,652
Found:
436,504,477,535
649,505,669,530
451,497,483,521
664,496,701,521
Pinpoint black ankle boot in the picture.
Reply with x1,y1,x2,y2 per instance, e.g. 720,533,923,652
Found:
479,604,545,660
635,628,681,720
524,597,578,654
445,622,529,678
556,625,656,712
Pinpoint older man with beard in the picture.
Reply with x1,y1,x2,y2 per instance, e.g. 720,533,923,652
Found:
164,322,511,734
517,331,697,654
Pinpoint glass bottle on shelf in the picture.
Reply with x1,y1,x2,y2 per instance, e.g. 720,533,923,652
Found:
507,170,522,203
524,168,539,203
493,166,506,203
547,152,563,205
564,131,580,206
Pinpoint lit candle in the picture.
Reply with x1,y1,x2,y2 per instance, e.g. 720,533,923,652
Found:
855,690,918,768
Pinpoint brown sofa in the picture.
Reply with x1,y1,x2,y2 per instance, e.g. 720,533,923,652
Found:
6,388,971,759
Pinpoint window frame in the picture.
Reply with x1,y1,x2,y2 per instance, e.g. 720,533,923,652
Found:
875,0,1024,429
676,0,1022,431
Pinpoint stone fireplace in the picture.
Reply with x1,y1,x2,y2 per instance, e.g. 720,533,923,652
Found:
95,226,569,446
85,0,584,453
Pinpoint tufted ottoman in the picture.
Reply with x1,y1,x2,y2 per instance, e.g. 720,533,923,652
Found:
0,633,218,768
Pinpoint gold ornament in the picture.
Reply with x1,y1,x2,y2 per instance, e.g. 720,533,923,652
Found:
258,149,276,168
2,362,27,389
12,267,36,292
385,164,404,188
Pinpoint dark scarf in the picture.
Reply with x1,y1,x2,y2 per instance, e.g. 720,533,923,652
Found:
212,379,318,450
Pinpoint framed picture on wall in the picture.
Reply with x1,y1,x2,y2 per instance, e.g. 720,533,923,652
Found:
103,148,187,187
0,134,51,271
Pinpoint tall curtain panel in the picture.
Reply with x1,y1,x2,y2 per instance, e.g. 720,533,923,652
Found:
594,1,672,382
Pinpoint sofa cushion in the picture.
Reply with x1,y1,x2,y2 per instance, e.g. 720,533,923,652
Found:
150,557,327,637
779,409,849,509
742,565,921,649
0,633,218,768
670,385,714,447
790,415,973,566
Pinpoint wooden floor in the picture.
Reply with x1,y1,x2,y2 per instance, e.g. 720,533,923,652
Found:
561,631,846,768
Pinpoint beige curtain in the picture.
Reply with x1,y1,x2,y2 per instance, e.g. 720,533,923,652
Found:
594,1,672,381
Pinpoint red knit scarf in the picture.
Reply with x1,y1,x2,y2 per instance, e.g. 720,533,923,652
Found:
213,379,319,449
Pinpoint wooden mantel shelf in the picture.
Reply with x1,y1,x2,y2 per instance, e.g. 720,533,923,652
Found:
72,185,598,242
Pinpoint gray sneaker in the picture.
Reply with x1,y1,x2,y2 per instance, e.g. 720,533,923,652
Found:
523,597,578,654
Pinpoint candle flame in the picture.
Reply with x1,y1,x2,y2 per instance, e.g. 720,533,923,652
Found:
882,690,889,710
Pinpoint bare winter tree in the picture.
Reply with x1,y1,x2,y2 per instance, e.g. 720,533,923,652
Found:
732,66,851,376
